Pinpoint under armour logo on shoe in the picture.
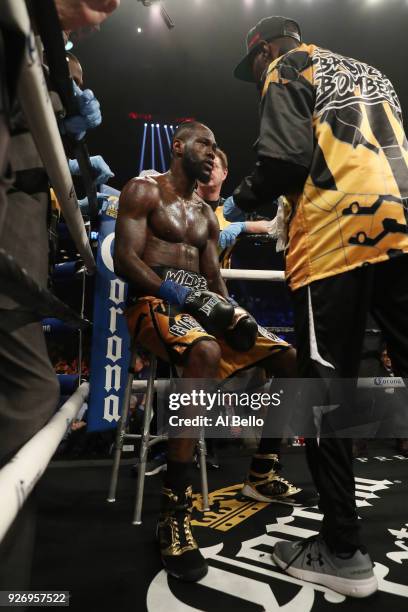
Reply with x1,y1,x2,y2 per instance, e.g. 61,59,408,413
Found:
306,553,324,566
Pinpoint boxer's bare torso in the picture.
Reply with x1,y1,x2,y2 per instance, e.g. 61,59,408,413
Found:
114,172,227,298
140,174,211,272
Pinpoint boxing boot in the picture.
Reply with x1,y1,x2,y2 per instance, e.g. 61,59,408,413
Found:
157,484,208,582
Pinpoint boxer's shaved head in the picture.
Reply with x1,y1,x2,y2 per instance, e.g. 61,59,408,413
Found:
172,122,211,145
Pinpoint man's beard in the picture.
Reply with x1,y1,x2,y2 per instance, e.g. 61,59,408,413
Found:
182,153,210,183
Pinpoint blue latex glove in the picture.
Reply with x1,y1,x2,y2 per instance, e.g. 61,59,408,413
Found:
158,280,191,306
219,222,246,249
68,155,114,185
78,192,111,216
223,196,246,222
62,82,102,140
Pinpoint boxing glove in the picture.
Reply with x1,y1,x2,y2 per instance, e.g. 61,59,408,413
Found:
184,290,235,336
224,306,258,352
158,280,235,336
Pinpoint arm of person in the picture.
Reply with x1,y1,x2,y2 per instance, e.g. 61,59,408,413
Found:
59,83,102,141
200,205,229,299
113,178,163,296
223,196,246,222
218,222,246,249
233,56,315,212
245,219,274,234
69,155,114,184
233,160,309,211
218,217,273,248
223,196,275,234
200,206,259,347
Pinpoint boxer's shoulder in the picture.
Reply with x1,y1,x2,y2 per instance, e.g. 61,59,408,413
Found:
119,176,161,215
124,175,161,194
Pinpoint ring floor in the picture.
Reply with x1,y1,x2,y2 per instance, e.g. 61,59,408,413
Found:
31,443,408,611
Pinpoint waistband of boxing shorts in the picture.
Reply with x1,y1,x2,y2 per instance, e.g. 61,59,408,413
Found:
126,266,208,307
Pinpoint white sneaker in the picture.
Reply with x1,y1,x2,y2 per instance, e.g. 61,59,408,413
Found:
273,536,378,598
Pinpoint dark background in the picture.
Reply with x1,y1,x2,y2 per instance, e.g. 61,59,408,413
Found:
75,0,408,196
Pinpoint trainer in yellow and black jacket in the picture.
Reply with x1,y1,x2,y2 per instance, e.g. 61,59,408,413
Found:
234,26,408,291
233,15,408,596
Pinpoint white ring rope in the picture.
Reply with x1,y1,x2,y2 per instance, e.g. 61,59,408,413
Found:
221,269,285,281
132,378,406,391
126,268,404,389
0,383,89,544
3,0,96,274
133,380,169,392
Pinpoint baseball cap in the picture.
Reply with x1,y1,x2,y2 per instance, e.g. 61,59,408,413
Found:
234,16,302,82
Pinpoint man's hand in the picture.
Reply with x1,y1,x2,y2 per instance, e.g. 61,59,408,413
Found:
55,0,120,30
158,281,235,337
69,155,114,185
71,419,87,431
218,222,246,249
184,290,235,337
61,83,102,140
225,305,258,352
78,192,112,216
245,219,274,234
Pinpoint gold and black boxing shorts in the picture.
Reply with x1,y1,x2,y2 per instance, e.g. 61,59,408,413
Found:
125,267,291,379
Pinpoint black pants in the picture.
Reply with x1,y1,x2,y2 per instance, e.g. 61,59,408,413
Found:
291,255,408,552
0,153,59,593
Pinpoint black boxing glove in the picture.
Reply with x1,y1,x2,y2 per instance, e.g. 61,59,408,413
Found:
183,290,235,336
224,305,258,352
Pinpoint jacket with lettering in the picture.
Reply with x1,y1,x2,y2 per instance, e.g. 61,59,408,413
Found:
258,43,408,290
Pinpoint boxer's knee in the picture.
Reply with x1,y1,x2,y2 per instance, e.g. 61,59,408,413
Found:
264,346,297,378
185,339,221,377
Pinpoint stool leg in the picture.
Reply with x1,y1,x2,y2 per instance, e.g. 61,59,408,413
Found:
107,346,137,502
198,430,210,511
133,355,157,525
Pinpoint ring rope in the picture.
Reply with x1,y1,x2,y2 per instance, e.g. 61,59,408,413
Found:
131,378,406,391
3,0,96,273
30,0,100,222
0,383,89,543
0,249,90,328
221,269,285,281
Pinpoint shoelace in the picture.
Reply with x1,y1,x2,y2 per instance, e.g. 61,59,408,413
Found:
282,536,365,570
167,512,195,551
283,535,321,570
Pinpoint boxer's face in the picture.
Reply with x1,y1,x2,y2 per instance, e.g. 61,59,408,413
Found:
182,127,216,183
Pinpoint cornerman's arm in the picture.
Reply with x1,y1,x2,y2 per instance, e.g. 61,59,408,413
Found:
199,205,229,299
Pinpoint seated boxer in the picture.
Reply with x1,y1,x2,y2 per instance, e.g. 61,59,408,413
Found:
114,121,305,583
